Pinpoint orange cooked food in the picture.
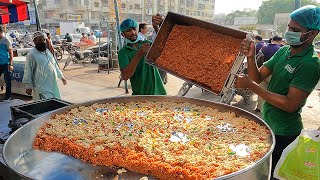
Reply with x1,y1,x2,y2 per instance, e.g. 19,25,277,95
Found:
156,25,243,93
33,101,272,180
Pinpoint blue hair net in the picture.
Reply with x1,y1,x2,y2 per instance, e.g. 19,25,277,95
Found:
120,19,138,32
290,5,320,30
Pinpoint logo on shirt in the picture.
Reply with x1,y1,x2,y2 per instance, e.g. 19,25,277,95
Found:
284,64,295,73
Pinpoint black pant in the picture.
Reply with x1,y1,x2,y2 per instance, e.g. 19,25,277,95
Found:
0,64,11,99
270,134,299,179
159,69,167,84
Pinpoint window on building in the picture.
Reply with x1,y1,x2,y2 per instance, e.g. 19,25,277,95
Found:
135,4,140,9
129,5,133,10
198,3,205,10
101,0,108,6
84,0,89,5
54,0,61,4
68,0,73,6
179,0,185,6
202,12,205,17
94,2,99,7
45,13,51,18
43,0,46,6
121,3,125,9
186,0,191,8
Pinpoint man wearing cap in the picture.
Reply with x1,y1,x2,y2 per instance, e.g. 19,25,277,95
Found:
236,5,320,178
254,36,283,112
0,26,13,101
22,32,67,101
118,19,166,95
254,35,266,55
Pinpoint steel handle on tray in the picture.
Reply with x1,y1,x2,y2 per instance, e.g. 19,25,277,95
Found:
219,33,252,103
227,32,252,88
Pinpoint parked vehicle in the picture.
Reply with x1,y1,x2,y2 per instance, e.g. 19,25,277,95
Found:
63,49,97,70
93,30,102,38
60,34,82,43
53,45,63,60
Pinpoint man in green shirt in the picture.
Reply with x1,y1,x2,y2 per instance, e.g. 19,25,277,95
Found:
118,19,166,95
235,5,320,179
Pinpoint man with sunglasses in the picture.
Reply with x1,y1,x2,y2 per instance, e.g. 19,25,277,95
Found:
118,19,166,95
235,5,320,179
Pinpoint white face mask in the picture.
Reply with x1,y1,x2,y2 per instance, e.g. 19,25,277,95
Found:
284,30,311,45
124,35,141,44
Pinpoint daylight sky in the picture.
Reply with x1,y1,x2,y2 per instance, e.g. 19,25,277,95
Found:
214,0,320,14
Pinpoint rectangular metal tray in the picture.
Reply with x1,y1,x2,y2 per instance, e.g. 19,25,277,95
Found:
10,98,72,122
145,12,247,95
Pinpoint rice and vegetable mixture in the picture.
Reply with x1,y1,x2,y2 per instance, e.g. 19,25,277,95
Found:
34,101,272,180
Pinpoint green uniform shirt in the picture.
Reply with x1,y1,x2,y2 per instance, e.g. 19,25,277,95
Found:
263,45,320,136
118,40,167,95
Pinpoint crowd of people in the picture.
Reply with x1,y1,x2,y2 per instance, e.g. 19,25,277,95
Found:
0,6,320,180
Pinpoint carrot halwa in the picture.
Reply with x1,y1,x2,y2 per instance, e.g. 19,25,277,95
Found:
34,101,271,180
156,25,243,94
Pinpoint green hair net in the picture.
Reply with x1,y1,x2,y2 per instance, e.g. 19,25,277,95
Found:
120,19,138,32
290,5,320,30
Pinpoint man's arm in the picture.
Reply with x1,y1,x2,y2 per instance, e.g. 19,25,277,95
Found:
6,38,13,71
22,53,34,95
241,40,272,83
46,39,55,54
120,43,150,80
152,13,164,34
250,79,308,113
53,54,67,85
236,58,320,113
8,48,13,69
236,75,309,113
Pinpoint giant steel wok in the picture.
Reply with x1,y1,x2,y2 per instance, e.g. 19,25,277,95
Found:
3,96,275,180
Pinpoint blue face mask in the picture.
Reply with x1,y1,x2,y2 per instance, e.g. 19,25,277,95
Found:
124,35,141,44
284,30,311,45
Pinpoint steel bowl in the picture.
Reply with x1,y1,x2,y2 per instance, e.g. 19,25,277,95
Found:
3,96,275,180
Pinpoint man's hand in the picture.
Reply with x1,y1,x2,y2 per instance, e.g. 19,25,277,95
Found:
62,78,67,85
152,13,164,27
8,65,13,72
138,43,151,56
26,89,32,95
240,39,255,59
235,74,253,89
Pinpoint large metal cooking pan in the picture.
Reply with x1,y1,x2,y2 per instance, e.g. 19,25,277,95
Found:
145,12,247,95
3,96,275,180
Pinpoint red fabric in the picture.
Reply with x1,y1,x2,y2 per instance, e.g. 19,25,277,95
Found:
0,0,29,24
0,0,26,5
16,3,28,21
0,6,9,24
